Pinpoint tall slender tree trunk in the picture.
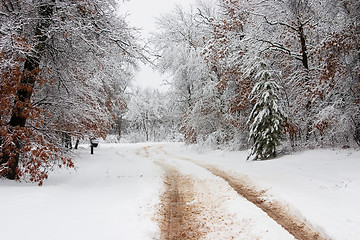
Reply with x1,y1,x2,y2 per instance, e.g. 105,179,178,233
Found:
118,115,122,139
298,24,309,71
297,20,313,141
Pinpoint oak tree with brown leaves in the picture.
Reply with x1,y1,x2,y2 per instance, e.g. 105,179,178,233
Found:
0,0,141,184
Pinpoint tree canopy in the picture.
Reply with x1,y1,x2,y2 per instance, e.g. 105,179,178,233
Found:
0,0,142,184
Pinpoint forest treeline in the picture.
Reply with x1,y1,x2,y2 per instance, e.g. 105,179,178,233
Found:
144,0,359,154
1,0,359,184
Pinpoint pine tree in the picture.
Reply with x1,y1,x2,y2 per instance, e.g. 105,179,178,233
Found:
247,61,286,160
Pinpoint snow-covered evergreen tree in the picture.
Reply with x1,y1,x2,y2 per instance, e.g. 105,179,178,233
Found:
247,61,286,160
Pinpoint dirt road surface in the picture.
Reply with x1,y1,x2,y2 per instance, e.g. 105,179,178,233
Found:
137,145,328,240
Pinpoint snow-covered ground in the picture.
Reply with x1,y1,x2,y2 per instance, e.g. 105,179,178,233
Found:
1,142,359,239
162,143,360,240
0,143,163,240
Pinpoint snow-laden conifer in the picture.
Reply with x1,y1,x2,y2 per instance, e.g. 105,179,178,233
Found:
247,61,286,160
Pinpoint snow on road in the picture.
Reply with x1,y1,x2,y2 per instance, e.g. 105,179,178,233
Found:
153,157,295,239
161,143,360,240
1,142,359,240
0,143,163,240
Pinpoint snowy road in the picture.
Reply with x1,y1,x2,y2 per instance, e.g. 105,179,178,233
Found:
137,144,324,240
1,142,359,240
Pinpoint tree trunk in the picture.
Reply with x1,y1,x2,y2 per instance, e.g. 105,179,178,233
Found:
64,133,72,149
1,56,39,179
0,1,55,180
298,24,309,71
74,139,80,149
297,20,314,141
118,116,122,139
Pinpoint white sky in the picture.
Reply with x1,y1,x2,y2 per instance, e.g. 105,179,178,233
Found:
119,0,197,91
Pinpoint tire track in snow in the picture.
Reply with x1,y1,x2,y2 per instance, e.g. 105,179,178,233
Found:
155,160,257,240
156,145,328,240
136,146,205,239
155,162,206,240
137,145,253,239
206,167,326,240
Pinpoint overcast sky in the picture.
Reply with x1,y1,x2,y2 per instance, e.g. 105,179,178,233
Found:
119,0,197,91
